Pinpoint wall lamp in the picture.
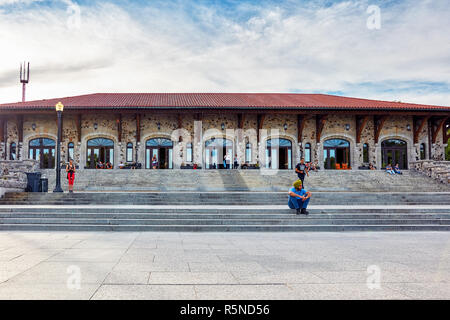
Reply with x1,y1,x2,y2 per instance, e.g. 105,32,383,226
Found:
221,123,225,131
406,124,411,131
93,123,98,130
157,122,161,130
283,123,288,131
345,124,350,131
32,123,36,131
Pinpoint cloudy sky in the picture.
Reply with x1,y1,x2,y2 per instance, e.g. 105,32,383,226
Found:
0,0,449,105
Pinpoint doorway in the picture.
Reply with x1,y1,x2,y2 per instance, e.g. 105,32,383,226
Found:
146,138,173,169
29,138,55,169
381,139,408,169
323,139,350,169
205,138,233,169
87,138,114,168
265,138,292,169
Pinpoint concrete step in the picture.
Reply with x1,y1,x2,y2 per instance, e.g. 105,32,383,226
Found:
1,218,449,226
2,192,450,205
1,224,449,232
39,169,450,192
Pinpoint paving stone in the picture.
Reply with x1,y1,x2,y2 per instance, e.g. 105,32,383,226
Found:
92,284,196,300
148,272,236,284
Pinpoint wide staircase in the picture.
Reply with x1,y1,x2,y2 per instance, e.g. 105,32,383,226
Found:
0,170,449,231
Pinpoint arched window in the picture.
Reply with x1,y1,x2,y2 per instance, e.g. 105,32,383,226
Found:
29,138,56,168
304,143,311,163
381,139,407,169
266,138,293,169
420,143,426,160
67,142,74,161
323,138,350,169
87,138,114,168
363,143,369,163
126,142,133,162
146,137,173,169
245,143,252,163
205,138,233,169
9,142,16,160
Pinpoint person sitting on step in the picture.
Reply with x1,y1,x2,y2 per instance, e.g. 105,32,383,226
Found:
385,163,395,175
393,163,403,175
288,179,311,215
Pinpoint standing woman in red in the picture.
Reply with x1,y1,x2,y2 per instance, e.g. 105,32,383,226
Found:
66,159,76,193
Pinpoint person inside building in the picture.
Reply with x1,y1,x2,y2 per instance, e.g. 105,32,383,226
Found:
152,155,158,169
393,163,403,175
288,179,311,215
233,154,238,169
96,161,104,169
66,158,76,193
295,157,309,189
385,163,395,175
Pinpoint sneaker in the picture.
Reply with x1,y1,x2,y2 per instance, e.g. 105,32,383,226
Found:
296,208,301,215
301,208,309,215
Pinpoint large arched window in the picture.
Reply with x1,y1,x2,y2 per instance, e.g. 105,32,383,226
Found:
304,143,311,163
381,139,407,169
205,138,233,169
146,138,173,169
87,138,114,168
266,138,293,169
67,142,74,161
363,143,369,163
29,138,56,168
126,142,133,162
420,143,426,160
323,138,350,169
10,142,16,160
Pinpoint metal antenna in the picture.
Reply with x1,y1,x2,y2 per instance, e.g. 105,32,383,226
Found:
20,62,30,102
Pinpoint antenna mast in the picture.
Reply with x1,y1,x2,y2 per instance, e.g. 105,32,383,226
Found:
20,62,30,102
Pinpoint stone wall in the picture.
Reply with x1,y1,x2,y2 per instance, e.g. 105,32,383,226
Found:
2,113,447,171
0,160,39,197
411,160,450,184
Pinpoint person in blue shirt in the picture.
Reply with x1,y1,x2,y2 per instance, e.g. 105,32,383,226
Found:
288,179,311,215
393,163,403,175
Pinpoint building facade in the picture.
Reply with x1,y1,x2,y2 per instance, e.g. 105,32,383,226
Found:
0,93,449,170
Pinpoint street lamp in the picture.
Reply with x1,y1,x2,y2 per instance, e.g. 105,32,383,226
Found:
53,102,64,193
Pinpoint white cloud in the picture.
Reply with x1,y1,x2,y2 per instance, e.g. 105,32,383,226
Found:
0,0,449,106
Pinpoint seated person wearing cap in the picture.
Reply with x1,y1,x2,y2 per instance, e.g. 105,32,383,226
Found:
288,179,311,215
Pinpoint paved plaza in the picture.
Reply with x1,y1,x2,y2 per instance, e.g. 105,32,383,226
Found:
0,231,449,299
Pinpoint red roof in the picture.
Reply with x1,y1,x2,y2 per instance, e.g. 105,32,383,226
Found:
0,93,449,111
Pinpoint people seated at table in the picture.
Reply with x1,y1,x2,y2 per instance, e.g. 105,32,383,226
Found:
369,163,376,170
118,162,125,169
96,161,104,169
105,161,113,169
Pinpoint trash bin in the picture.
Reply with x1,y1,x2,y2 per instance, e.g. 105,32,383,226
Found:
25,172,41,192
40,178,48,193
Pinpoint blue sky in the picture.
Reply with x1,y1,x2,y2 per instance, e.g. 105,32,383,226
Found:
0,0,449,106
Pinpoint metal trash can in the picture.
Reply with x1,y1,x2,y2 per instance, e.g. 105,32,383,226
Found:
25,172,42,192
40,178,48,193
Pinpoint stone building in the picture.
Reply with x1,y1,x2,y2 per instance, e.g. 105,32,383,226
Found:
0,93,449,170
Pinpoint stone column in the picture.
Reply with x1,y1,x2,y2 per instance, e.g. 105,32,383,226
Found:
0,142,5,160
374,143,381,169
194,121,203,169
354,143,362,169
17,142,23,160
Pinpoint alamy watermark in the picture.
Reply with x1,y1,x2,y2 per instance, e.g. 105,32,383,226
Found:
366,5,381,30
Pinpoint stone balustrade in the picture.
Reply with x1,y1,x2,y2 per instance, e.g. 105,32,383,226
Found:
410,160,450,184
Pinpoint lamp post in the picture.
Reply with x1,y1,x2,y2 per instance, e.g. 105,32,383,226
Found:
53,102,64,193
